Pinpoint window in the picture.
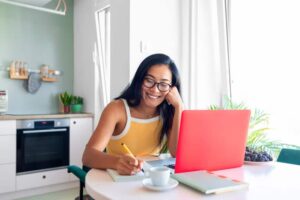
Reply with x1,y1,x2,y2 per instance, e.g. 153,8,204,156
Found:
231,0,300,145
94,6,110,124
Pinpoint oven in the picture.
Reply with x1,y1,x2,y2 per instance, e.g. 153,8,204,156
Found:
17,119,70,174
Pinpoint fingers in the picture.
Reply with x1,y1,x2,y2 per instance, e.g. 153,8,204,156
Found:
138,160,144,170
165,87,183,108
116,155,143,175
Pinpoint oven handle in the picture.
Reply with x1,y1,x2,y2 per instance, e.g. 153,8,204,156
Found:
22,128,68,134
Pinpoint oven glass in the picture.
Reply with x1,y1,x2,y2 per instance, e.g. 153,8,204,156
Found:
17,128,69,174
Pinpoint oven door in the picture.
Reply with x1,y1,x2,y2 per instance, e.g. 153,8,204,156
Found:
17,127,69,174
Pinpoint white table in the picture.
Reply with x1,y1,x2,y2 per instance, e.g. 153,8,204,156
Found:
86,162,300,200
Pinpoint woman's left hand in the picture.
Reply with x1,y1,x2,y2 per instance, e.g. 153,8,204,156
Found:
165,87,183,109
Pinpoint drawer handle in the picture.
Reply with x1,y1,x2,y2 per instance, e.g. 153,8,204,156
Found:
43,175,46,179
73,121,76,124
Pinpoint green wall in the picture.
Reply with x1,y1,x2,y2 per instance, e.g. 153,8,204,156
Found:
0,0,73,114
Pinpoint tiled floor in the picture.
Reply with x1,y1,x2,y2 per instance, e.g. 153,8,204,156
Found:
15,188,79,200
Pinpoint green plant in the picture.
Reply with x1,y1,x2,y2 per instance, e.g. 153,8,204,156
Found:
209,96,300,158
60,91,72,106
160,140,168,154
71,96,84,105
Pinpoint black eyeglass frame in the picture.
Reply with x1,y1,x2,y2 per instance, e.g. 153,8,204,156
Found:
142,78,172,92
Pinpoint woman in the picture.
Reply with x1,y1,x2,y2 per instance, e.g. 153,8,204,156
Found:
82,53,183,175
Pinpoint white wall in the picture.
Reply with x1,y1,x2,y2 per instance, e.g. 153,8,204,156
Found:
129,0,181,80
74,0,181,124
74,0,228,117
110,0,131,99
74,0,96,115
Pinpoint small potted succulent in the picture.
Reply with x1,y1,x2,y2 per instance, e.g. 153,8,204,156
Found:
59,91,72,113
71,95,84,113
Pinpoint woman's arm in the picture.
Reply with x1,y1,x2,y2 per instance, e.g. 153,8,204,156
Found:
82,100,143,174
165,87,184,157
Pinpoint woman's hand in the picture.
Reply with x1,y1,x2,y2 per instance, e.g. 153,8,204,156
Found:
115,155,144,175
165,87,183,109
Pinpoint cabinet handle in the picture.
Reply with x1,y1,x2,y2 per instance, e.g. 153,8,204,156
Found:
42,175,46,179
73,121,76,124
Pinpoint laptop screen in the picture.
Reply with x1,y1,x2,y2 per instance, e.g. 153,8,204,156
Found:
174,110,251,173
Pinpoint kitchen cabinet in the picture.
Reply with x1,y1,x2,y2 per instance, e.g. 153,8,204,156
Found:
0,120,16,194
69,117,93,181
0,164,16,194
16,168,70,191
0,115,93,197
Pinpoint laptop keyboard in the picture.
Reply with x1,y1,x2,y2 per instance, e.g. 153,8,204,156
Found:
166,164,175,169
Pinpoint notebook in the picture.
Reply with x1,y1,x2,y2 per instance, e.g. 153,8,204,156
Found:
107,162,153,182
107,169,145,182
171,170,248,194
174,110,251,173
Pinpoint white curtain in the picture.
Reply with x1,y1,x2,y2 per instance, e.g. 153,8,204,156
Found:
181,0,231,109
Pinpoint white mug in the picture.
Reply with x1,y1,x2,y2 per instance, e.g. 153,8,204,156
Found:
148,166,170,186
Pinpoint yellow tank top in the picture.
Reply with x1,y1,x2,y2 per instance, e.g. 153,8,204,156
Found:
106,99,162,156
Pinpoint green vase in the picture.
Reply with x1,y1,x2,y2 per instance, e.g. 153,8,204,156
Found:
71,104,83,113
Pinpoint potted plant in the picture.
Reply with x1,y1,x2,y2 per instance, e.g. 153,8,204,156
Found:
71,96,84,113
59,91,72,113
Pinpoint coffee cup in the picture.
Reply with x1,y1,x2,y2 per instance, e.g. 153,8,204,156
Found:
148,166,170,186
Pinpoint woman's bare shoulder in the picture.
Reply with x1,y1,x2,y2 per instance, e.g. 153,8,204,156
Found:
106,99,124,110
102,99,125,117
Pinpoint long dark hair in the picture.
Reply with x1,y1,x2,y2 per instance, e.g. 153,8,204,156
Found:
115,53,181,143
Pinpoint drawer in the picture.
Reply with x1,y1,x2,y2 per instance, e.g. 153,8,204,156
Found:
0,164,16,194
16,168,70,191
0,135,16,164
0,120,16,135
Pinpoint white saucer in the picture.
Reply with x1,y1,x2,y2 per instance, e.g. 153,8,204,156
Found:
142,178,178,191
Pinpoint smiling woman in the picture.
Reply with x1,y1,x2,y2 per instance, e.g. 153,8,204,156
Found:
82,53,184,175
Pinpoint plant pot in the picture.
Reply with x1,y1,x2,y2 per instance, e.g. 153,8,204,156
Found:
63,105,70,113
71,104,83,113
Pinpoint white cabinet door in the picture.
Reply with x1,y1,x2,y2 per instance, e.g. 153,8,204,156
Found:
70,118,93,167
0,164,16,193
0,120,16,194
16,168,70,191
0,135,16,164
0,120,16,163
0,120,16,136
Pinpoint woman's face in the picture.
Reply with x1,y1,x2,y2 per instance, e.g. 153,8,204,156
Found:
141,64,172,108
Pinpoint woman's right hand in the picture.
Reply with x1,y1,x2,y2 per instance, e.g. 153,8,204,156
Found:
115,155,144,175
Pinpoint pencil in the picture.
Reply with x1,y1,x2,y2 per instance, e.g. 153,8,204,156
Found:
121,143,145,173
121,143,134,157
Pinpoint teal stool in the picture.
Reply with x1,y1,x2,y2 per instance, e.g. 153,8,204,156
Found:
277,148,300,165
67,165,92,200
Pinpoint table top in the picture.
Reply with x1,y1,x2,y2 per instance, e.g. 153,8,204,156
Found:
86,162,300,200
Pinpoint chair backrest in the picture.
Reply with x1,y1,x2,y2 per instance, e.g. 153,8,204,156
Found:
277,148,300,165
67,165,91,183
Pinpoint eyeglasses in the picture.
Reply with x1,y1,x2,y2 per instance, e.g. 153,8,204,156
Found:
143,77,172,92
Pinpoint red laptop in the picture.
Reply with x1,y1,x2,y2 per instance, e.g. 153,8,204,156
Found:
174,110,251,173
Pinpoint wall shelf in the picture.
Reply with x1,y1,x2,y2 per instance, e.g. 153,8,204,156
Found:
8,67,59,82
10,75,29,80
42,77,57,82
9,69,29,80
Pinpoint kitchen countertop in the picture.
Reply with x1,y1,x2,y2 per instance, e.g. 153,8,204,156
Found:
0,113,93,120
